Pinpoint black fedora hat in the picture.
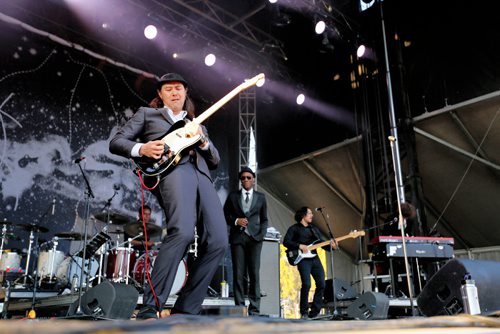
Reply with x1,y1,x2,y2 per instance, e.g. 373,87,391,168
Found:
238,166,255,178
157,73,189,88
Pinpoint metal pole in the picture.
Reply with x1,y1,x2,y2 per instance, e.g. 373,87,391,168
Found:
378,1,416,315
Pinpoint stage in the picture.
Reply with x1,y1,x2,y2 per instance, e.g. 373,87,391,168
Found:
0,313,499,334
1,281,500,334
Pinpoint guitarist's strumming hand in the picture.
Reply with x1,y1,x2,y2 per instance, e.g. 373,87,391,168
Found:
140,140,166,159
299,244,310,254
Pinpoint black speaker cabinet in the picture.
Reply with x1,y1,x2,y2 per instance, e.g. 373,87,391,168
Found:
417,258,500,316
324,278,358,302
259,240,280,317
346,292,389,320
68,281,139,319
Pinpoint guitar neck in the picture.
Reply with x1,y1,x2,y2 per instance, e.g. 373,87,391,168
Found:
308,233,362,251
193,86,242,124
193,73,264,125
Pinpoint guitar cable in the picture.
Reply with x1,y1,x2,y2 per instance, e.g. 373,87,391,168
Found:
138,177,161,315
137,169,161,190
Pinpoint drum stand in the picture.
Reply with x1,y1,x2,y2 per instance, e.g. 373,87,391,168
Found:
94,240,109,285
14,228,36,287
0,222,7,262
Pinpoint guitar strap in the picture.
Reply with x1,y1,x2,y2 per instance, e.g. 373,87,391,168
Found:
311,224,322,242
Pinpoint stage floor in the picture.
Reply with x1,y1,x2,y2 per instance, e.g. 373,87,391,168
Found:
0,314,500,334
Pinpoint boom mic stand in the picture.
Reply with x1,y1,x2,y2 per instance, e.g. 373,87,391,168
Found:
316,208,341,319
71,158,95,317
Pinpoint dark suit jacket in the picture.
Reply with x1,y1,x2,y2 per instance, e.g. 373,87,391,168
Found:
224,190,268,244
109,106,220,180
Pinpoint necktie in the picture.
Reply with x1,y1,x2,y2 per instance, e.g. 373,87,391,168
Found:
245,192,250,203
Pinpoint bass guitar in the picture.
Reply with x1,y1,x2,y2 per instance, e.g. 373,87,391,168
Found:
132,73,265,177
286,230,365,266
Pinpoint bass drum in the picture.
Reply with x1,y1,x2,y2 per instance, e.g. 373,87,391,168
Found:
133,251,188,296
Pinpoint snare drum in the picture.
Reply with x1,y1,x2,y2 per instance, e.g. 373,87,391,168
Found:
106,247,137,281
133,251,188,296
37,250,65,280
0,251,21,271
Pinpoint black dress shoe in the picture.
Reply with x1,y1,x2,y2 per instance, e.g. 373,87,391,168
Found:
136,306,158,320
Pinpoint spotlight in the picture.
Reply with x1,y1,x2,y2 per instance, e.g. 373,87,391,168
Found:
144,25,158,40
296,93,305,105
315,20,326,35
268,0,278,3
204,53,216,66
356,44,366,58
172,53,178,59
256,77,266,87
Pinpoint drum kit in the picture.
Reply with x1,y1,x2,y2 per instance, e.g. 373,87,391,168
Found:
0,214,192,297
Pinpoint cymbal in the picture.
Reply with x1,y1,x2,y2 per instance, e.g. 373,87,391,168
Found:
55,232,87,240
1,220,14,225
124,221,161,238
16,223,48,233
93,212,133,225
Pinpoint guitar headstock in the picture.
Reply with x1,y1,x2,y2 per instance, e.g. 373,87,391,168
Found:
239,73,265,91
349,230,366,238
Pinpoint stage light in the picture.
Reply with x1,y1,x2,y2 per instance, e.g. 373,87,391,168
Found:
269,0,278,3
356,44,366,58
204,53,216,66
144,25,158,40
256,76,266,87
172,53,178,59
315,20,326,35
296,93,305,105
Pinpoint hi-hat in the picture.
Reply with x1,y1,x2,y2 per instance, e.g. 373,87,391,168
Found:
124,221,161,238
93,212,133,225
16,223,49,233
55,232,88,240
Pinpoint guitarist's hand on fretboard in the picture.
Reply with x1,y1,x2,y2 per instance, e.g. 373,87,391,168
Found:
140,140,166,159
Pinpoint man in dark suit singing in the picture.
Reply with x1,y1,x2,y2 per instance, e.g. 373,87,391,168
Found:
109,73,228,319
223,166,268,315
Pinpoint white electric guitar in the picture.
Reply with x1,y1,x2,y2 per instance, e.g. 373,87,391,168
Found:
286,230,365,266
132,73,265,177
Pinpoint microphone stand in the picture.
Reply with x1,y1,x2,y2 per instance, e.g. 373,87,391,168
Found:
71,159,95,317
96,190,118,284
316,208,341,319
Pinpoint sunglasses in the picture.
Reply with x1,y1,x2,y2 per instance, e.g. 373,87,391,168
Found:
240,176,253,181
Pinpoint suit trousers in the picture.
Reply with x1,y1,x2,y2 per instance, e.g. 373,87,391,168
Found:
230,233,263,315
143,162,228,314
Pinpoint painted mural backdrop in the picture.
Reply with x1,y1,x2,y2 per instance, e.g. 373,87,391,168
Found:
0,21,230,265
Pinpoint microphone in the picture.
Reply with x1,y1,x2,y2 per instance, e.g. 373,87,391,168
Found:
73,156,85,163
51,198,56,215
315,207,325,212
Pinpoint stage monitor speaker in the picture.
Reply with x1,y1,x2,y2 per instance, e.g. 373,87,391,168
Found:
346,292,389,320
68,281,139,319
259,240,280,317
324,278,358,302
417,258,500,316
